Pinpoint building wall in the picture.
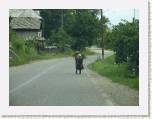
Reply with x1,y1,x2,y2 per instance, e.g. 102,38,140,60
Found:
15,30,42,40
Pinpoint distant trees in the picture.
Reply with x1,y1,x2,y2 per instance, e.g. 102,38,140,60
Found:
49,27,72,51
39,9,62,39
70,10,101,51
39,9,139,75
39,9,107,51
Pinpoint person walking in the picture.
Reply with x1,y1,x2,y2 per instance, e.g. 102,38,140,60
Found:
75,53,84,74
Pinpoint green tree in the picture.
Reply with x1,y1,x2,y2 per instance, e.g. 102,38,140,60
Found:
70,10,101,51
39,9,61,38
50,27,72,51
110,19,139,75
39,9,108,52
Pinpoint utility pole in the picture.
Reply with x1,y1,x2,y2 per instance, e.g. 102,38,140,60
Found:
133,9,135,23
61,9,64,29
101,9,104,59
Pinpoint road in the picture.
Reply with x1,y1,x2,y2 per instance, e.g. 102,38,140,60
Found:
10,50,138,106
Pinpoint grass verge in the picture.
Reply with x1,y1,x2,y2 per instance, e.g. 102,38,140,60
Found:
88,55,139,90
9,51,73,66
10,48,96,66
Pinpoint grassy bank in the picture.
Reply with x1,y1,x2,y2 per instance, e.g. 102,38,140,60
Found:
88,55,139,90
9,31,96,66
10,48,95,66
9,50,73,66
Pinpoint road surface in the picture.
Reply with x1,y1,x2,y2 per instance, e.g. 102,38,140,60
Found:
9,50,138,106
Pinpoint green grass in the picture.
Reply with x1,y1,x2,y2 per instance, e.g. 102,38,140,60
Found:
88,55,139,90
9,52,73,66
9,48,95,66
9,44,97,67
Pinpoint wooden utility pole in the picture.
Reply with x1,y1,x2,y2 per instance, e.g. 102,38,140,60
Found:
133,9,135,23
101,9,104,59
61,9,64,29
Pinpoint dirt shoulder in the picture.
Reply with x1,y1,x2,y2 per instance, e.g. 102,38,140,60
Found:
86,67,139,106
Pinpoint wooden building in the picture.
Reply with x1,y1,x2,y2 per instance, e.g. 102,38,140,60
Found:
9,9,44,41
9,9,45,51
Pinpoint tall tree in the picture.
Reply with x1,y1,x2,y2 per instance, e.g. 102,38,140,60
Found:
39,9,108,51
111,19,139,75
39,9,61,38
70,9,101,51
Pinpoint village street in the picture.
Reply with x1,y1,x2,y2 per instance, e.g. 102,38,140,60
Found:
9,50,138,106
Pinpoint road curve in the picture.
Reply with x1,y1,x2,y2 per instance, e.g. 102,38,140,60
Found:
9,51,117,106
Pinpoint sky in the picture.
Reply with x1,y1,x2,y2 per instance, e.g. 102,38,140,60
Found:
103,9,139,27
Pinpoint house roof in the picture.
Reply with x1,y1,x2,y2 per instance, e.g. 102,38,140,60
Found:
9,9,42,30
10,17,41,30
9,9,42,19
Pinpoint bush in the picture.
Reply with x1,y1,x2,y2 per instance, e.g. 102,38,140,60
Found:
111,20,139,76
9,31,38,66
11,32,25,52
25,40,38,49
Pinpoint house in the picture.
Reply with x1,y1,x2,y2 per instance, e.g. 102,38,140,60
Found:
9,9,44,41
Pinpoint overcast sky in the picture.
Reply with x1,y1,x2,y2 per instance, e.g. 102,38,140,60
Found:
102,9,139,26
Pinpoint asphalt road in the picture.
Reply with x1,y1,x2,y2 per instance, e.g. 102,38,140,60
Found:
9,51,117,106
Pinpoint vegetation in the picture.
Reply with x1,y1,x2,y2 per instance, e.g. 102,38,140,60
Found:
10,32,37,66
88,19,139,89
9,32,96,66
49,27,72,51
89,55,139,90
9,32,73,66
10,9,139,85
39,9,109,51
105,20,139,76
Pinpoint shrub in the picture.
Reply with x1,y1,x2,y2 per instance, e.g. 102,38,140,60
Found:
11,32,25,52
9,31,38,66
111,20,139,76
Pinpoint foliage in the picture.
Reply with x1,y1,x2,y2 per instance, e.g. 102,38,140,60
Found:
70,10,101,51
25,40,38,49
39,9,61,38
10,32,25,51
89,55,139,90
9,32,38,66
49,27,72,51
109,20,139,75
10,31,76,66
102,28,113,49
39,9,109,51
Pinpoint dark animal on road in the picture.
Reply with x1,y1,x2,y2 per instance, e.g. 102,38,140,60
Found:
75,54,84,74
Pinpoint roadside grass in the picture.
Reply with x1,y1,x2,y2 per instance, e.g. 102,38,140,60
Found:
9,51,73,66
9,48,96,66
9,31,97,66
88,55,139,90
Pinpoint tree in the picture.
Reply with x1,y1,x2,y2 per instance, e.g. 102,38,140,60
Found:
39,9,108,52
39,9,62,39
110,19,139,75
50,27,72,51
70,10,101,51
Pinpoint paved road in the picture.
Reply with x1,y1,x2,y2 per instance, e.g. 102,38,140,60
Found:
9,51,116,106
